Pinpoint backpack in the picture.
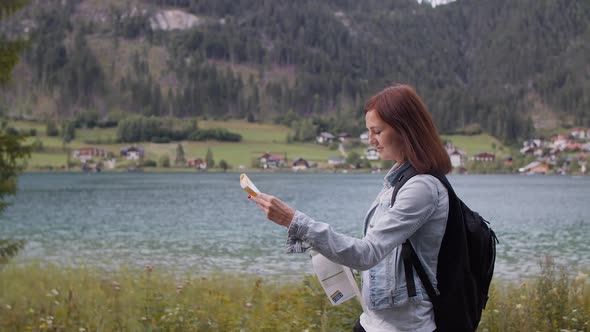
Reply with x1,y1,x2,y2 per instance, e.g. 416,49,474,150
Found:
391,166,498,332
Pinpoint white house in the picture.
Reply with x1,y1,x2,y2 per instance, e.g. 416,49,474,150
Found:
444,142,466,168
337,133,352,142
328,157,344,166
360,131,369,145
365,147,380,161
572,128,588,140
449,150,465,168
316,132,336,144
120,146,145,160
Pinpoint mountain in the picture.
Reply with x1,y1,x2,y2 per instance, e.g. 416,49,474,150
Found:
1,0,589,143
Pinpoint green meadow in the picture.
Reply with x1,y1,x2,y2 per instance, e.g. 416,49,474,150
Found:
10,120,505,171
0,260,587,331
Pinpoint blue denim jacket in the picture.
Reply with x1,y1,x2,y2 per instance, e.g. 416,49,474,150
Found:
286,163,449,311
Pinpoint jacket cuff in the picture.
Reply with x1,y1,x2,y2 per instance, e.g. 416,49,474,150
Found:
285,210,311,253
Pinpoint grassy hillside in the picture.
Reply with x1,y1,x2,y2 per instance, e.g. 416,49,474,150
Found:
12,120,342,170
11,119,506,172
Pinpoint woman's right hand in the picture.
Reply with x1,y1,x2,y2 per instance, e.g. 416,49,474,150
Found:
249,193,295,228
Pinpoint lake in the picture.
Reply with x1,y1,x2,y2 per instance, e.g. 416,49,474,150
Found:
2,172,589,280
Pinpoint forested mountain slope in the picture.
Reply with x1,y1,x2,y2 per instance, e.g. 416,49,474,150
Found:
1,0,589,143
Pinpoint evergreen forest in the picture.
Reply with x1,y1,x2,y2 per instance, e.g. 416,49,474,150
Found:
1,0,589,143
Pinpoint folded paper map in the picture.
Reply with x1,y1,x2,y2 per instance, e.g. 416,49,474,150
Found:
310,251,366,312
240,173,261,197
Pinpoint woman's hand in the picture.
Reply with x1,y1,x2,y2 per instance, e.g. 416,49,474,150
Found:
249,193,295,228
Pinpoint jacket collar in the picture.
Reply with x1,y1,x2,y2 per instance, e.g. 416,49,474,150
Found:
384,161,411,189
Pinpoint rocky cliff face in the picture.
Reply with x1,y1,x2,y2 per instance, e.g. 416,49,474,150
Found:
150,9,200,31
417,0,455,7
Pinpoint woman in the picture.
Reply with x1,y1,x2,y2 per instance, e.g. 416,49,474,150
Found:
249,84,451,332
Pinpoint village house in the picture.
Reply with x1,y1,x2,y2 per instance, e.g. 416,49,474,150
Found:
258,152,285,169
316,132,336,144
519,161,549,175
566,142,584,152
449,150,467,168
120,146,145,160
571,128,589,140
187,158,207,170
327,156,345,166
444,143,467,168
72,147,109,163
580,156,588,174
520,138,548,155
471,152,496,163
360,131,369,145
365,147,380,161
292,158,310,171
337,133,351,142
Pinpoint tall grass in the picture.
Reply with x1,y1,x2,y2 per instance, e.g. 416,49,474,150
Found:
0,259,587,331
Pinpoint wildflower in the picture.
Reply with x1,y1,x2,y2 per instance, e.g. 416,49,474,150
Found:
493,309,499,314
29,308,35,313
111,281,121,291
140,316,147,321
572,318,578,322
54,301,60,305
79,328,86,332
51,289,59,296
575,271,588,283
515,304,523,310
5,304,12,310
245,302,252,308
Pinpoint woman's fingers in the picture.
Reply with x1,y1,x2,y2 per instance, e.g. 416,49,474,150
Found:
248,193,293,227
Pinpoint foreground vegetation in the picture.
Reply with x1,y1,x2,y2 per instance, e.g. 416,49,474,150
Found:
0,260,587,331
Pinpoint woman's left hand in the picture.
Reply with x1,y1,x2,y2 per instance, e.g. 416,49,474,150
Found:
249,193,295,228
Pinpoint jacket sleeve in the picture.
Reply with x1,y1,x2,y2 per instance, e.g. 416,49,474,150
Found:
285,176,441,271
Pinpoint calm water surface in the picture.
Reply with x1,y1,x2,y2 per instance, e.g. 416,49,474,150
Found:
2,172,589,280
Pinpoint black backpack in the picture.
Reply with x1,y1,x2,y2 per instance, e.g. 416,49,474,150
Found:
391,166,498,332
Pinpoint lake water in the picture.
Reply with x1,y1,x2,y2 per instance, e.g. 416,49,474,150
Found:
2,172,589,280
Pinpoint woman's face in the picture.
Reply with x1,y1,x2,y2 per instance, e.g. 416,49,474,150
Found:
365,110,405,162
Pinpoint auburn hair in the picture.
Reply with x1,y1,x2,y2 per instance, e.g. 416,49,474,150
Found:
364,84,451,175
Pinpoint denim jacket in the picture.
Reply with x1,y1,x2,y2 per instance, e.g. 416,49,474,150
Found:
286,163,449,311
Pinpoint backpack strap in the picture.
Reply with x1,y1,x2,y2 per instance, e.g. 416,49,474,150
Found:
390,165,419,207
402,241,439,305
390,166,442,303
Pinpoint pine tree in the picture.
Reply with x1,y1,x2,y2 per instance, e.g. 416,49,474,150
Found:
205,147,215,169
175,143,186,166
0,0,32,264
